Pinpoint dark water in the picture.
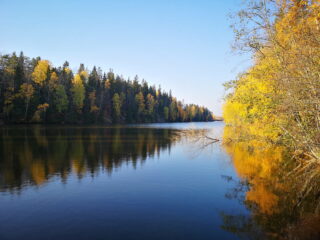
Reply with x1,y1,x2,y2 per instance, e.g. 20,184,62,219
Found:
0,123,318,240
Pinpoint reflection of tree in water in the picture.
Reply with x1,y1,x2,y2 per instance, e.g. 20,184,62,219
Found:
221,127,320,240
0,126,180,193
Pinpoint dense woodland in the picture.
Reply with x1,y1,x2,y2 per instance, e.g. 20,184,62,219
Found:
224,0,320,162
0,53,213,124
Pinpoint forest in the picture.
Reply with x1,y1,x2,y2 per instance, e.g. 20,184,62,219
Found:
223,0,320,163
0,52,213,124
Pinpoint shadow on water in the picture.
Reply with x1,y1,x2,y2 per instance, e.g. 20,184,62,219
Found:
0,126,181,193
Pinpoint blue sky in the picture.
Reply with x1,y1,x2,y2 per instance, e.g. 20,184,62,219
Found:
0,0,249,115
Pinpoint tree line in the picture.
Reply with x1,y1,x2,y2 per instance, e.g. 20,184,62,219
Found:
0,52,213,124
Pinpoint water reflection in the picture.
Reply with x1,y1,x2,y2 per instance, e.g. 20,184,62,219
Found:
222,126,320,240
0,126,180,192
1,124,319,239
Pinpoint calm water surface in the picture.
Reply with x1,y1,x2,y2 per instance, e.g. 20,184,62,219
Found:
1,122,316,239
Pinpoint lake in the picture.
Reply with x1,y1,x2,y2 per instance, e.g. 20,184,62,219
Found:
0,122,318,240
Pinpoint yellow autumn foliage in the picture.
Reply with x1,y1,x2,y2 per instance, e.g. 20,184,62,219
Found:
223,1,320,232
49,72,59,91
71,74,85,111
31,103,49,122
19,83,34,99
223,50,280,141
224,0,320,160
32,60,50,85
64,67,71,74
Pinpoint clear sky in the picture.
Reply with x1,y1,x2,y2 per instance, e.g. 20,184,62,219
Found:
0,0,249,115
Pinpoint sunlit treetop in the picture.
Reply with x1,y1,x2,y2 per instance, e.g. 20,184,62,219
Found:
32,60,50,85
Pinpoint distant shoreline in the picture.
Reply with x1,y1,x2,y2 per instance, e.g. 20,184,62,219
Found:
0,120,224,127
